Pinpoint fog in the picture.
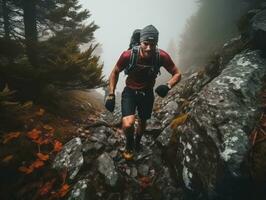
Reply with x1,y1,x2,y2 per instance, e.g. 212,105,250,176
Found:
80,0,199,92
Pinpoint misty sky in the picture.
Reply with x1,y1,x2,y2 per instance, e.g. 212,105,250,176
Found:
80,0,199,91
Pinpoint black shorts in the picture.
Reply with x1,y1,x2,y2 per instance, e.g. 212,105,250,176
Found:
121,87,154,120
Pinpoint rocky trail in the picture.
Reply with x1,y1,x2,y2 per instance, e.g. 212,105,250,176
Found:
1,5,266,200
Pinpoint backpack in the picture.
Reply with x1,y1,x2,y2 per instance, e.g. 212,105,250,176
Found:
124,29,161,75
128,29,141,50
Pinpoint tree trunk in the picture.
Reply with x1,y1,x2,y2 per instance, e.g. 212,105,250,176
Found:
22,0,38,67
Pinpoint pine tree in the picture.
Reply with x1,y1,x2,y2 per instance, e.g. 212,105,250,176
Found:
0,0,104,100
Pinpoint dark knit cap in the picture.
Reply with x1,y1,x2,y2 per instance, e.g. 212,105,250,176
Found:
140,25,159,43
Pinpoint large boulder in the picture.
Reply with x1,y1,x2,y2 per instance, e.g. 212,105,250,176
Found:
53,137,83,180
173,50,266,199
250,9,266,50
97,152,119,187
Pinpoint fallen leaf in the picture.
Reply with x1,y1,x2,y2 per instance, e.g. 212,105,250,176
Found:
36,153,49,161
170,113,189,129
38,179,56,196
56,184,70,197
122,151,134,161
3,131,21,144
36,108,45,116
2,155,14,163
53,140,63,152
27,129,41,140
31,159,45,169
18,166,34,174
18,159,45,174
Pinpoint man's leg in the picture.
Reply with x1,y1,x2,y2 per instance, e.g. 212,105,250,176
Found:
135,119,147,151
122,115,135,152
121,87,136,152
135,90,154,152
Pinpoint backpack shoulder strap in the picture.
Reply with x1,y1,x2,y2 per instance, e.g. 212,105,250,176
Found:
154,48,161,75
124,46,139,75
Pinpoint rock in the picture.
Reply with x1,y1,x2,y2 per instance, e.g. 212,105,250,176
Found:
145,116,162,131
67,179,90,200
156,125,173,147
109,150,118,158
137,164,149,176
131,167,138,178
250,9,266,50
53,137,83,180
165,101,179,114
89,127,109,142
97,152,119,187
174,50,266,198
154,166,184,200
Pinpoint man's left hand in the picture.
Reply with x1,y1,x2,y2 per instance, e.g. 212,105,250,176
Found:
155,84,170,97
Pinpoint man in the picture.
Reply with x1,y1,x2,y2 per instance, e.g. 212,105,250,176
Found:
105,25,181,158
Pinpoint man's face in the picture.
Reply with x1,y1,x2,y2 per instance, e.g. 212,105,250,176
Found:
140,41,157,58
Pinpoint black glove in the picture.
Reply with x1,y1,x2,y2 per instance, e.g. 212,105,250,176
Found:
105,94,115,112
155,84,170,97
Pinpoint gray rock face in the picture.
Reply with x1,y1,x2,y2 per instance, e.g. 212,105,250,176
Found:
156,125,173,147
53,137,83,180
174,50,266,197
250,9,266,50
97,152,119,187
67,179,90,200
154,166,184,200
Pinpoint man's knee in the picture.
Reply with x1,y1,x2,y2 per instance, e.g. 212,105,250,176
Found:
122,115,135,130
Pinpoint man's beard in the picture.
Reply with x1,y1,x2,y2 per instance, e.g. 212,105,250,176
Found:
142,49,154,59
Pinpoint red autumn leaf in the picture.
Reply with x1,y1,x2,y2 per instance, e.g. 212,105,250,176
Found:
54,140,63,152
30,159,45,169
56,184,70,197
27,129,41,140
38,179,56,196
2,155,14,163
3,131,21,144
36,153,49,161
18,166,34,174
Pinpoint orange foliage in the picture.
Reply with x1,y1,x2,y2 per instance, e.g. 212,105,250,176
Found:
27,129,41,140
31,159,45,168
55,184,70,198
18,166,34,174
2,155,14,163
36,153,49,161
3,131,21,144
38,179,56,196
18,159,45,174
54,140,63,152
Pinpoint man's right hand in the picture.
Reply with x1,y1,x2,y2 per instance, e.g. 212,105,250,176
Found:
105,94,115,112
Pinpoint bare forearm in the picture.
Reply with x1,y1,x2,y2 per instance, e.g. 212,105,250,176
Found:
109,66,120,94
167,71,181,88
